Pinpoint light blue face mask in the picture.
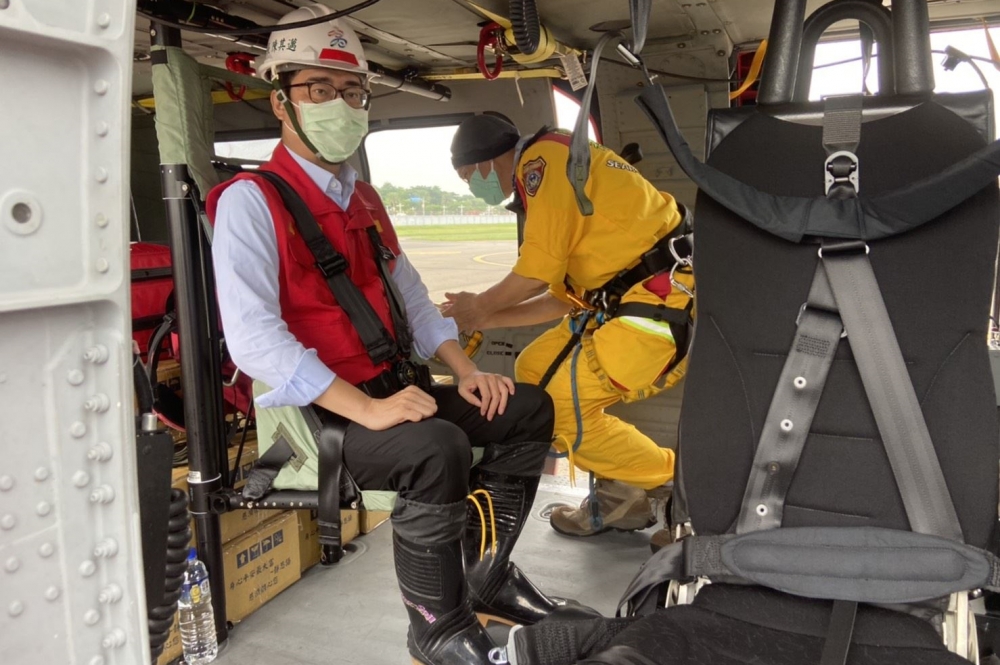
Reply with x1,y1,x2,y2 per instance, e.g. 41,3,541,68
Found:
469,163,507,206
296,98,369,164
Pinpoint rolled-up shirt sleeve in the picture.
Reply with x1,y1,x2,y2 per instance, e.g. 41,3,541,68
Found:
391,251,458,359
212,180,336,408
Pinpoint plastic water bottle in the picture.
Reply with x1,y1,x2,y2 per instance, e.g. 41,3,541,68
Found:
178,548,218,664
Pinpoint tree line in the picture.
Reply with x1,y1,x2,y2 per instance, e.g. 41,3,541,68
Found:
373,182,508,215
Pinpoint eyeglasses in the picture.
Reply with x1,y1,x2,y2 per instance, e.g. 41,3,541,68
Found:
286,81,371,109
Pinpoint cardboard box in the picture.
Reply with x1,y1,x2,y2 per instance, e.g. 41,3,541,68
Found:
154,514,297,662
297,508,360,572
156,359,182,391
360,509,391,534
155,615,181,665
223,511,301,623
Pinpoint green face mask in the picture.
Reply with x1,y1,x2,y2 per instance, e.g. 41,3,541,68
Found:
296,98,369,164
469,164,507,206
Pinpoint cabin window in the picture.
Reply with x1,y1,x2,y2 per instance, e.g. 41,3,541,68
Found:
808,26,1000,124
364,124,517,304
553,86,600,142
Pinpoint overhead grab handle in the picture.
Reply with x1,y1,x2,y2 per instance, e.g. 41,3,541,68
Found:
793,0,895,102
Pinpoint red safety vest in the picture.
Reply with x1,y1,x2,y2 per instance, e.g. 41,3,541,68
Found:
207,143,402,386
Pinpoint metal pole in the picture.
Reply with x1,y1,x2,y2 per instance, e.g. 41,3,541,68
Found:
758,0,809,105
160,163,230,645
152,22,230,645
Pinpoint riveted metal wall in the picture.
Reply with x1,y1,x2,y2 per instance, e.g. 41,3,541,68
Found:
0,1,149,664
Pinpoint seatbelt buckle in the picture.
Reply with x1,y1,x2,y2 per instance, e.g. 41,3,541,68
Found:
824,151,860,197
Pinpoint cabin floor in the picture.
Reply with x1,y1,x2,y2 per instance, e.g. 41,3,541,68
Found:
214,475,661,665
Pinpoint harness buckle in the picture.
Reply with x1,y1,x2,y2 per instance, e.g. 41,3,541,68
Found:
364,337,397,365
795,302,847,339
314,253,348,278
824,151,860,196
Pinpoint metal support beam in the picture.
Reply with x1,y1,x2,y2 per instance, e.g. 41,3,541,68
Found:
153,20,230,642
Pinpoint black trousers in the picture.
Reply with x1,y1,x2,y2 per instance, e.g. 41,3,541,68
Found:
342,383,554,505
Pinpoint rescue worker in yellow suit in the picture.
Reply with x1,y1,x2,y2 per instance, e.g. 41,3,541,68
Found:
442,115,694,539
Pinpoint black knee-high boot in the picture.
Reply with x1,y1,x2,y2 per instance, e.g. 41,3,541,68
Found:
393,498,495,665
465,441,593,626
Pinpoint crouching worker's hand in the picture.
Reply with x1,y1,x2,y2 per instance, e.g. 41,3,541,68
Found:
457,369,515,421
358,386,438,431
441,291,486,333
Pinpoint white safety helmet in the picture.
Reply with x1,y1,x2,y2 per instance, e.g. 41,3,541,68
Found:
256,3,370,82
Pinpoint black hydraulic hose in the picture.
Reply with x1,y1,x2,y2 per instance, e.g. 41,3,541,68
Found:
145,312,176,387
149,489,193,660
133,353,156,416
509,0,541,56
136,0,381,36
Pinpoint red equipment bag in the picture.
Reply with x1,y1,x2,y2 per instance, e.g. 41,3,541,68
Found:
130,242,173,361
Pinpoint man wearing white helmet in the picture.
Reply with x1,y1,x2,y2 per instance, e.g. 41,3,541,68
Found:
207,5,580,664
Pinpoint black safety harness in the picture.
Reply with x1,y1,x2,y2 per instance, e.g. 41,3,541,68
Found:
253,170,431,399
537,207,694,392
243,170,431,563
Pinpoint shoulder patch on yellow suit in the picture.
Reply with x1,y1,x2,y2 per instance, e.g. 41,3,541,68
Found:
522,156,547,197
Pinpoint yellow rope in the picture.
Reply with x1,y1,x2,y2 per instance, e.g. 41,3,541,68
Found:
466,494,488,561
729,40,768,101
554,433,578,488
471,489,498,556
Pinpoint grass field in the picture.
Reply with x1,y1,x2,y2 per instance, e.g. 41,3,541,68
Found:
394,223,517,241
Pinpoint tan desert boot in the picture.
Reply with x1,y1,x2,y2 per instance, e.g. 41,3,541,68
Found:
550,479,656,537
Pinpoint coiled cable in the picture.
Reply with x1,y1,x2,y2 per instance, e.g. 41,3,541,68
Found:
148,489,192,660
509,0,541,56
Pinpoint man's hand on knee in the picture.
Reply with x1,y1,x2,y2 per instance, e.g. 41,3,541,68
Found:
457,369,515,421
358,385,438,431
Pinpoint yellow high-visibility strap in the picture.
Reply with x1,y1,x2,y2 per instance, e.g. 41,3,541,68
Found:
729,40,768,101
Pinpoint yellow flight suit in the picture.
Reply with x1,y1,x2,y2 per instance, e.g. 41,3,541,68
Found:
512,131,693,490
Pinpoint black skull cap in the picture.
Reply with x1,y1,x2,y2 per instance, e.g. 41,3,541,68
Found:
451,114,521,169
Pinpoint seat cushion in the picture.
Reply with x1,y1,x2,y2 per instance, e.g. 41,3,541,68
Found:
604,585,967,664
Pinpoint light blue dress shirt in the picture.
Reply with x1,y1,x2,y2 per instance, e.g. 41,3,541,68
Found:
212,149,458,409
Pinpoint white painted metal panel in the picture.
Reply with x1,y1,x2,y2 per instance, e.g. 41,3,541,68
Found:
0,1,147,664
